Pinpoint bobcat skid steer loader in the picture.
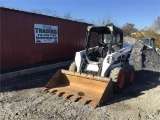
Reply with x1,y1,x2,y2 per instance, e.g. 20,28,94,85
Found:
139,38,160,55
44,25,135,108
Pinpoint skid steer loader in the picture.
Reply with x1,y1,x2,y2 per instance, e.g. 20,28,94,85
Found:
44,25,135,108
139,37,160,55
139,38,156,50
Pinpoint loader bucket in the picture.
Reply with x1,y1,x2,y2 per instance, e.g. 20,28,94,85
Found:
44,69,113,108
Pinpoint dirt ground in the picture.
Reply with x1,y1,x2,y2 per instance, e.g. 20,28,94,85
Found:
0,65,160,120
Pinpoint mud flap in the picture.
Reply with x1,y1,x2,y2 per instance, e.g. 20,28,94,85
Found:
44,69,113,108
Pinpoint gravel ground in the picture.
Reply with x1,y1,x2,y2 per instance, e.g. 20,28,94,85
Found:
0,66,160,120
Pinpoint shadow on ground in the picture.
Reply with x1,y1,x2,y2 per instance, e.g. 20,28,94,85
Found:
0,66,69,92
106,69,160,105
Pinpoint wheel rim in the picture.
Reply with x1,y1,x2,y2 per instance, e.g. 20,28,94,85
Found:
119,71,125,88
130,69,134,83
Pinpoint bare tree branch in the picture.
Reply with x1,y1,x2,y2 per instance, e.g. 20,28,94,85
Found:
97,15,112,25
31,9,42,14
153,16,160,32
43,9,52,16
52,10,59,17
63,12,72,20
74,18,86,22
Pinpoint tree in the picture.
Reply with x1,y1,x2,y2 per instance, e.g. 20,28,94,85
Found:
63,12,72,20
31,9,42,14
52,10,59,17
153,16,160,32
122,23,138,36
42,9,59,17
43,9,52,16
74,18,86,22
97,15,112,25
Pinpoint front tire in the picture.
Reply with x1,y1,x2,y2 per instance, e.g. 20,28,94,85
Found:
128,67,135,84
123,63,135,85
110,67,125,93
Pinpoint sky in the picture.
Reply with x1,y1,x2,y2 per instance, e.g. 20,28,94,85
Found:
1,0,160,30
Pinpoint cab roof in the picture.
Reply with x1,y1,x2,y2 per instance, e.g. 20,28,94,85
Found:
87,25,123,34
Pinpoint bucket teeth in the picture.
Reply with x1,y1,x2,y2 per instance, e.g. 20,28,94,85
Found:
70,95,81,102
62,93,73,99
89,100,99,108
43,88,50,93
55,91,65,96
48,89,58,94
80,98,91,105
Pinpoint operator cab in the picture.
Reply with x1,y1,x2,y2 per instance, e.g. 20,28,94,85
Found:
140,38,155,50
85,25,123,62
79,24,123,75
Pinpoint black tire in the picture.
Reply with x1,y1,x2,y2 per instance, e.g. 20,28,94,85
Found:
109,67,125,93
123,63,135,85
69,62,77,72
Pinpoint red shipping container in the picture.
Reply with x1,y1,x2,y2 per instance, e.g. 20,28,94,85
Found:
0,7,90,70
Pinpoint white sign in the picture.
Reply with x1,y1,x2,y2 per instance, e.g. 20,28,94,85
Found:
34,24,58,43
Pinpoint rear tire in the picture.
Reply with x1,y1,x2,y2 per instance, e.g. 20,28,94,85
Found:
123,63,135,85
110,67,125,93
128,67,135,84
69,62,77,72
